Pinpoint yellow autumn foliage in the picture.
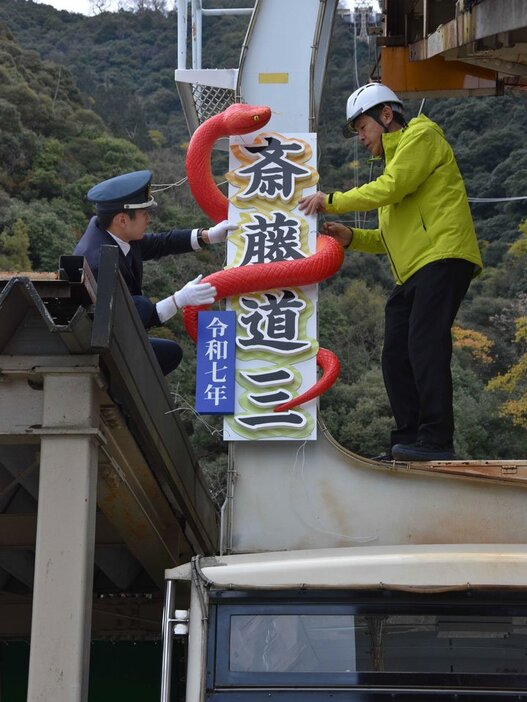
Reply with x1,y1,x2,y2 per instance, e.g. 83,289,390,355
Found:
452,325,493,364
487,316,527,427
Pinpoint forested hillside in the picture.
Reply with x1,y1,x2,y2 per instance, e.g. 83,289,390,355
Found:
0,0,526,489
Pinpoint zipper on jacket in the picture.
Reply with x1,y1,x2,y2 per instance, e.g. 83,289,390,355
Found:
380,230,402,284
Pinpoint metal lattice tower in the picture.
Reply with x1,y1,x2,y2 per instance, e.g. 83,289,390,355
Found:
351,0,378,43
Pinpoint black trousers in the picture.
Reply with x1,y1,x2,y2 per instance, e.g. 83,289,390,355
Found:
149,337,183,375
382,258,475,449
134,296,183,375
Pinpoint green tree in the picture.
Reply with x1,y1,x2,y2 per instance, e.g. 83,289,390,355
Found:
319,278,385,386
4,200,77,271
0,218,31,270
26,138,65,198
321,369,393,457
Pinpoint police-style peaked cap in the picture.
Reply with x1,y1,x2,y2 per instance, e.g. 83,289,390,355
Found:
87,170,158,214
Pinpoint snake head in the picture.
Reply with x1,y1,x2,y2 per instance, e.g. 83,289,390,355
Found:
223,104,272,135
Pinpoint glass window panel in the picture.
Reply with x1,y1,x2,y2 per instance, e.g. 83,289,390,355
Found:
229,613,527,675
229,614,357,672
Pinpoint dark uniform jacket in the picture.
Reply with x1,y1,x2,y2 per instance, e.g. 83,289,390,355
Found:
74,216,194,327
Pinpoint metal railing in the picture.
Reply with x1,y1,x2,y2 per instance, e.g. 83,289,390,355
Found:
176,0,254,70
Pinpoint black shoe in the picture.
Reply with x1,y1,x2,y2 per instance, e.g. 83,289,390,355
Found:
371,451,394,462
392,442,457,462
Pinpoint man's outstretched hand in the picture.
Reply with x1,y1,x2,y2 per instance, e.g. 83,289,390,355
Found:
299,191,327,216
205,220,237,244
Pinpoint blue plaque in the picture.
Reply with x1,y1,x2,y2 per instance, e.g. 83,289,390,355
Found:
195,310,236,414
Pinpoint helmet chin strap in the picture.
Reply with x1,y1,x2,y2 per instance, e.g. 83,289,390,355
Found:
364,107,389,159
367,105,390,133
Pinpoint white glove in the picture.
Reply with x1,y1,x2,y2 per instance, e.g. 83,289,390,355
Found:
156,274,217,322
174,274,216,308
206,220,237,244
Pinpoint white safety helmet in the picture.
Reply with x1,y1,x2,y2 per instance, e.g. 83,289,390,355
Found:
343,83,404,138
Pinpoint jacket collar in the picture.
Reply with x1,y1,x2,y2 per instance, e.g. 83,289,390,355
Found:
381,126,404,163
91,217,137,281
380,115,442,162
106,230,131,256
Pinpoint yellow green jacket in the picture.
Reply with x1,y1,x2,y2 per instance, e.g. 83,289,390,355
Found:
325,115,483,284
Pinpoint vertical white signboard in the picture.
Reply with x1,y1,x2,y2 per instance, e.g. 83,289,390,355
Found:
224,130,319,441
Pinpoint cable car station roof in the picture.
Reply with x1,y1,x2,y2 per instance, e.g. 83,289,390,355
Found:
0,246,218,639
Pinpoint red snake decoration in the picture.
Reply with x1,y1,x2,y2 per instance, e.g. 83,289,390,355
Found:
185,103,343,412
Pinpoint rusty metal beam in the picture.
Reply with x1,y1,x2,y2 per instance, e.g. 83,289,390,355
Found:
405,459,527,486
382,46,498,97
97,412,196,588
409,0,527,64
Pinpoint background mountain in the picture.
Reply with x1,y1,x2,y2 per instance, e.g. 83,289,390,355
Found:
0,0,526,485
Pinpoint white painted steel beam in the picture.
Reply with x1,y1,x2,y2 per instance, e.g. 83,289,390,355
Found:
27,373,100,702
238,0,338,133
177,0,188,69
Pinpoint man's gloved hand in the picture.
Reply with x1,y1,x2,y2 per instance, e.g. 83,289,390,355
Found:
206,220,237,244
174,274,216,308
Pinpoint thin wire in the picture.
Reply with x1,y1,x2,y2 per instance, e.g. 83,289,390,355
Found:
468,195,527,202
152,178,188,192
352,15,360,91
353,138,360,229
368,33,374,79
352,7,360,233
91,606,159,626
288,441,376,544
349,17,365,231
167,389,223,440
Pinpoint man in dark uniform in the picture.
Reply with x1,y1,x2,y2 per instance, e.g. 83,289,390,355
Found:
74,170,234,374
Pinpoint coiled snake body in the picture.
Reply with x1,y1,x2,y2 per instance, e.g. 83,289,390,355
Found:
185,103,343,412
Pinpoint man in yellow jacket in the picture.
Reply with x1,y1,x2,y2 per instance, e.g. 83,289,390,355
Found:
300,82,483,463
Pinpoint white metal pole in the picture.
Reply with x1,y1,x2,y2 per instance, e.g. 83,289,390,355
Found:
191,0,203,70
186,582,209,702
160,579,176,702
177,0,188,70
